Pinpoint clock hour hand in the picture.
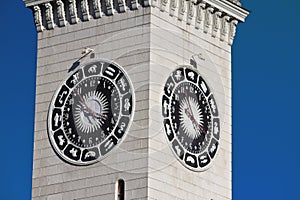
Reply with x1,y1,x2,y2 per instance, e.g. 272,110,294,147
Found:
82,109,94,124
81,105,108,122
89,110,107,120
77,92,98,121
184,89,207,135
185,90,195,118
184,108,207,135
77,92,107,121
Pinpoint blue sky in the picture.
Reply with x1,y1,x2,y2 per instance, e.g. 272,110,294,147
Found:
0,0,299,199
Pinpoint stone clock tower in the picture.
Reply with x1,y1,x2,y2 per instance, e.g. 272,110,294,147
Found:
23,0,248,199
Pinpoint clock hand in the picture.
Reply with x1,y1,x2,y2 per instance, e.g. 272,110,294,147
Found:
94,112,107,119
192,117,207,135
77,92,97,121
184,89,207,135
185,90,195,118
77,93,107,120
81,105,108,121
86,109,107,119
185,108,200,134
82,109,94,124
184,108,207,135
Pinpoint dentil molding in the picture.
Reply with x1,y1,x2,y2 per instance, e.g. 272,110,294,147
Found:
24,0,249,45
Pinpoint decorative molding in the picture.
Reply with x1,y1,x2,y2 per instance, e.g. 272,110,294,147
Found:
118,0,126,12
57,0,67,27
230,0,241,6
105,0,115,15
204,0,248,22
203,6,213,33
131,0,139,10
195,2,206,29
228,19,238,45
24,0,249,46
68,0,79,24
33,5,45,32
81,0,91,21
169,0,177,16
160,0,168,11
178,0,186,21
92,0,102,18
186,0,194,25
212,10,222,37
25,0,55,7
143,0,151,7
220,15,230,41
45,3,55,29
151,0,158,7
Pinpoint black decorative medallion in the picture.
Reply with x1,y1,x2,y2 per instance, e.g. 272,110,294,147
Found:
48,60,134,165
162,65,220,171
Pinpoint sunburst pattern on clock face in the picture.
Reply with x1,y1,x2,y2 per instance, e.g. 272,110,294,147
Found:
48,60,134,165
162,66,220,171
73,90,109,134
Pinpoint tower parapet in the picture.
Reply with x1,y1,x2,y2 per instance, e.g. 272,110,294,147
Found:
24,0,248,45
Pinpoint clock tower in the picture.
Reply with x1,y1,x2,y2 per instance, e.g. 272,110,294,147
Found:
24,0,248,199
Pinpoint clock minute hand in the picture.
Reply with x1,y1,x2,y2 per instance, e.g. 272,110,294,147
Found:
77,93,107,120
191,116,207,135
92,111,107,119
184,90,207,135
184,108,207,135
185,90,194,117
77,92,96,120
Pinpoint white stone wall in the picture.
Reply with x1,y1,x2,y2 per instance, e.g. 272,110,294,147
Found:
147,8,232,200
32,8,152,200
32,4,235,200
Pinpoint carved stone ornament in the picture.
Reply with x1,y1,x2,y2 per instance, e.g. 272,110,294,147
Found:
105,0,115,15
212,11,222,38
143,0,151,7
195,2,206,29
231,0,241,6
117,0,126,12
45,3,55,29
92,0,102,18
220,15,230,41
69,0,79,24
25,0,246,46
204,6,214,33
151,0,158,7
160,0,168,11
81,0,91,21
228,19,238,45
131,0,139,10
186,0,194,25
178,0,186,21
33,5,44,32
57,0,67,27
169,0,177,16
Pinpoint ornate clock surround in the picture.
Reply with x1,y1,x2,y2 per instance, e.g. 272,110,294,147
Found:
162,65,221,171
47,59,135,166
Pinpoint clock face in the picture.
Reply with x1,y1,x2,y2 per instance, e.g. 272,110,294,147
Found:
162,66,220,171
48,60,134,165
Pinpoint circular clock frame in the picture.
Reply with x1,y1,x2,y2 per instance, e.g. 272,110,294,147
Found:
162,65,220,171
47,59,135,166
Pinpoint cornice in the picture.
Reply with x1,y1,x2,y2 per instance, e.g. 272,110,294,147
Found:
24,0,249,45
204,0,249,22
24,0,53,7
